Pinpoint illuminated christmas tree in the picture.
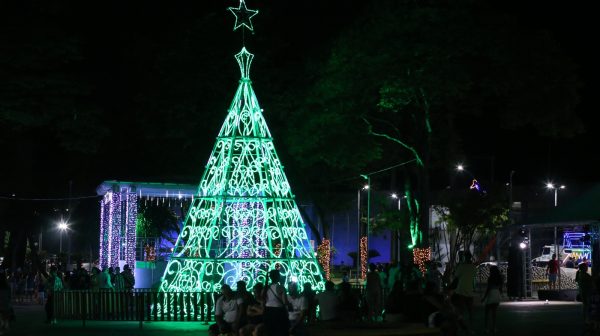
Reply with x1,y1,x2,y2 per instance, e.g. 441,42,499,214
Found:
159,0,325,294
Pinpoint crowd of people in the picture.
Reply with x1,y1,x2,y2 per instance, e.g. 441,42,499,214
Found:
3,263,135,302
0,262,136,332
4,251,600,335
208,251,498,336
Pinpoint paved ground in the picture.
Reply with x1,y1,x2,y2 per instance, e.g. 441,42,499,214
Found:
5,299,586,336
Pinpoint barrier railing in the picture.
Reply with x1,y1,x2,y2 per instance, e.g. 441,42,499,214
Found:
53,290,216,327
54,285,367,328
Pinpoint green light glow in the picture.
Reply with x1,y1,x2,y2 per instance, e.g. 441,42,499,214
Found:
405,189,421,248
159,47,325,296
228,0,259,32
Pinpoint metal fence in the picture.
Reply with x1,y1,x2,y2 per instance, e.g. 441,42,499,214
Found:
53,290,216,327
54,284,367,327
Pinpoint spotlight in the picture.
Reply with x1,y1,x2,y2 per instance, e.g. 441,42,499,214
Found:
519,242,527,249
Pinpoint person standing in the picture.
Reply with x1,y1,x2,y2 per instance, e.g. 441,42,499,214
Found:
481,265,503,335
576,262,594,323
35,272,45,305
0,271,14,334
90,267,100,291
301,282,317,324
44,266,63,324
425,261,443,294
546,254,559,290
112,266,124,290
98,268,114,290
262,270,289,336
387,261,401,292
366,263,383,322
121,265,135,290
451,251,477,327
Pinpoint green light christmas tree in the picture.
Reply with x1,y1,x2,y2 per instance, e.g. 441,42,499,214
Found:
159,0,325,295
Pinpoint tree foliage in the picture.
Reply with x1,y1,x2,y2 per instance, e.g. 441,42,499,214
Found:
283,0,582,246
136,205,179,242
433,184,509,265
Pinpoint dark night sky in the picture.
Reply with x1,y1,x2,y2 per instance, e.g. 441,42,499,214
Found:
53,2,600,184
464,2,596,187
0,1,596,254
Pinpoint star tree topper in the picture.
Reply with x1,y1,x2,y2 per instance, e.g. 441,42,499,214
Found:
228,0,259,32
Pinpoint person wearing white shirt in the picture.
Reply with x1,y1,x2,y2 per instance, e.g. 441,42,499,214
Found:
209,284,242,336
316,281,338,321
262,269,290,336
288,282,308,335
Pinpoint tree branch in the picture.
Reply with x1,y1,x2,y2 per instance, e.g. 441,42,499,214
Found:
362,117,424,167
419,88,432,134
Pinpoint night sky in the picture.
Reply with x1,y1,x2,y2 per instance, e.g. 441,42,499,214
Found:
0,0,596,256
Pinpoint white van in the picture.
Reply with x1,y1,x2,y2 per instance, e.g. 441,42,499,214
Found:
531,245,563,266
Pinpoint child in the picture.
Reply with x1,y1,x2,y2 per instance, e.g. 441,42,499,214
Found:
481,265,503,335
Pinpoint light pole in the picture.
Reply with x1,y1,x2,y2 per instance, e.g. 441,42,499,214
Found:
58,220,69,253
356,184,369,280
454,163,478,186
546,183,566,207
390,193,407,261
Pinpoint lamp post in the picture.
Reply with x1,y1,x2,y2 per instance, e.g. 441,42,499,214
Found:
546,183,566,207
391,193,407,261
58,220,69,253
356,184,369,280
454,163,477,187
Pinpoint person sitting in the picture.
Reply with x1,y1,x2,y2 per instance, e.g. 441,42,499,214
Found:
236,280,253,328
239,323,256,336
315,280,338,322
337,281,359,322
287,282,308,336
253,323,267,336
209,284,242,336
246,283,264,325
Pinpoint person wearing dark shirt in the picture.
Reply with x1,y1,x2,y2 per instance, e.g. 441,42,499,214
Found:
121,264,135,290
565,257,576,269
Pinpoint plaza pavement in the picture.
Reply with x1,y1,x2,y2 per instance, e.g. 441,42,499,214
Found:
6,298,585,336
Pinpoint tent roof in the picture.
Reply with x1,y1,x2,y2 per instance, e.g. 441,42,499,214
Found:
96,180,198,198
521,184,600,227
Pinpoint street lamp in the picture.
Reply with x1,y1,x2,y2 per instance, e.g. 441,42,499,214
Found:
356,184,369,280
390,193,406,210
546,183,566,207
357,175,371,280
57,220,69,253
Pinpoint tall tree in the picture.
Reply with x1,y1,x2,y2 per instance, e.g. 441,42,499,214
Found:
283,0,582,248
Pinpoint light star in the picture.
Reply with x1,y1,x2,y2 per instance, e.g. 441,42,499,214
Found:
228,0,259,32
